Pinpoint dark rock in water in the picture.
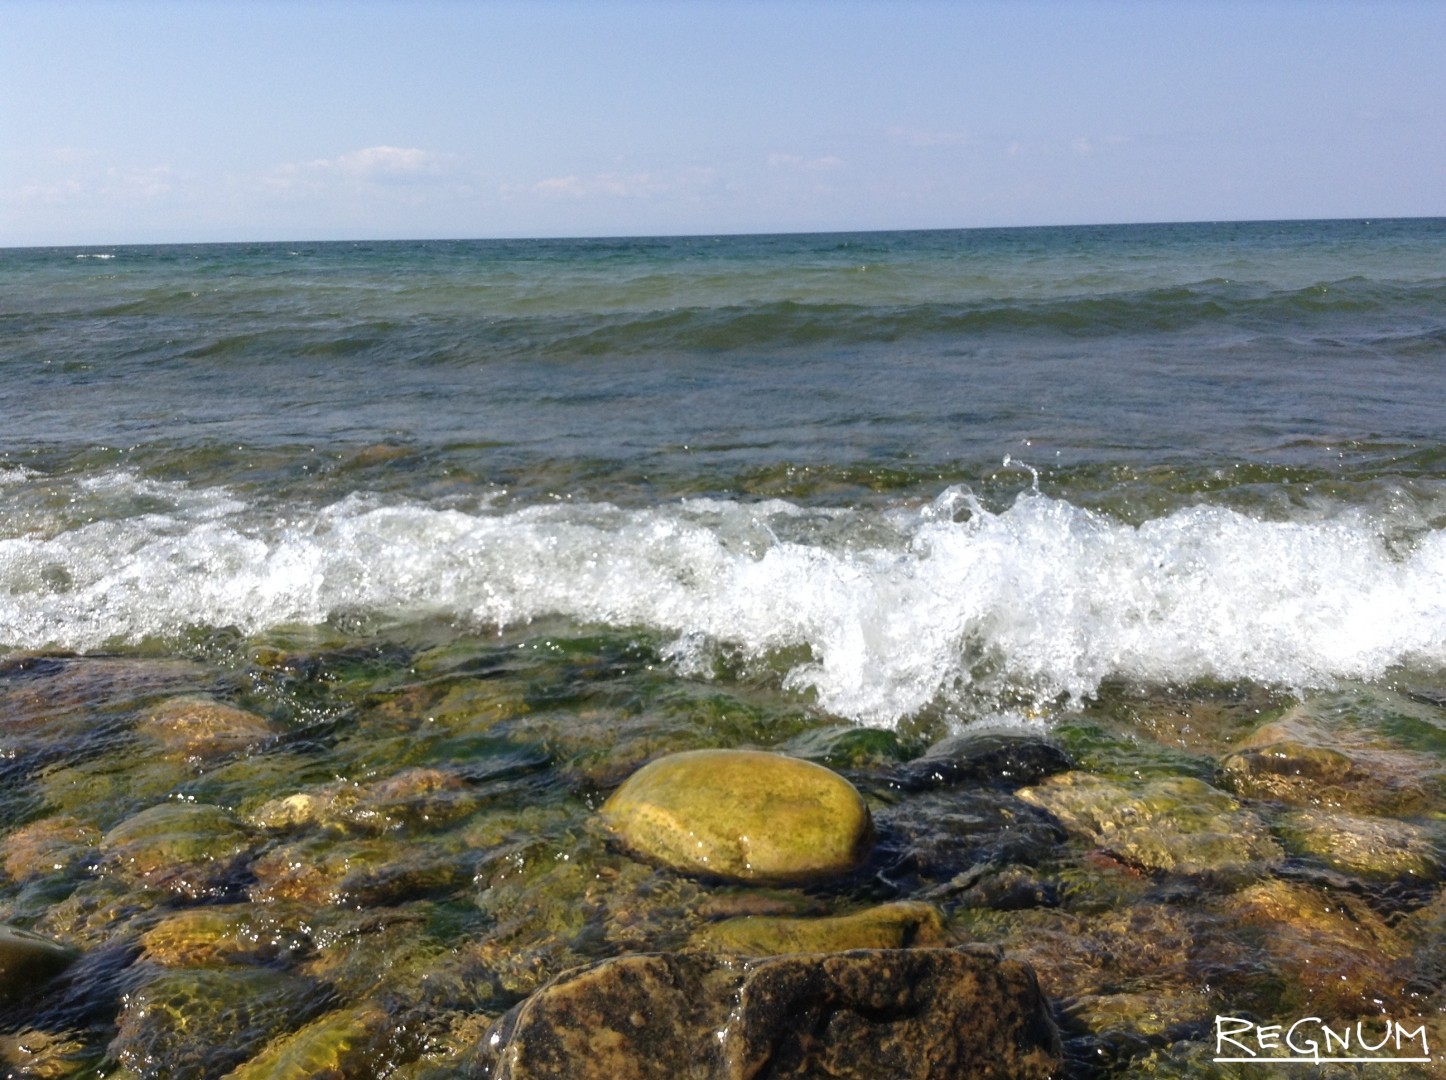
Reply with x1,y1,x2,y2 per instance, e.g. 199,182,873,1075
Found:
483,946,1061,1080
874,788,1068,885
892,729,1072,792
0,923,78,1004
1404,686,1446,709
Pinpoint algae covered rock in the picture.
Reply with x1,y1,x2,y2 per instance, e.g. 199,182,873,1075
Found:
485,947,1060,1080
0,924,78,1004
1217,709,1442,815
99,802,256,898
1276,808,1443,881
600,749,873,884
138,906,312,968
222,1002,397,1080
1016,772,1281,876
111,967,325,1080
140,696,280,762
691,900,949,956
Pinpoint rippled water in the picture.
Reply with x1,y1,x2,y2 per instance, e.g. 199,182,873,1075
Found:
1,220,1444,1076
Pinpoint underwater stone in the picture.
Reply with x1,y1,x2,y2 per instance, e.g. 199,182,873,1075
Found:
894,729,1073,791
1217,710,1442,816
1220,878,1413,1017
691,900,949,956
0,924,78,1005
140,696,279,762
112,967,324,1080
1,815,101,881
1016,773,1282,876
484,947,1060,1080
99,802,255,898
222,1002,393,1079
1277,808,1443,881
139,906,312,968
600,749,873,884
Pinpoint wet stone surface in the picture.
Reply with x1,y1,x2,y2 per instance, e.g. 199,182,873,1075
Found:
482,947,1062,1080
600,749,874,884
2,642,1445,1078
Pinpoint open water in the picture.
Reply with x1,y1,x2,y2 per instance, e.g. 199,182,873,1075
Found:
2,220,1446,1076
3,219,1445,725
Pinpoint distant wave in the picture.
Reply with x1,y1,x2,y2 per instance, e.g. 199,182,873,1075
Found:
54,277,1441,367
2,474,1442,726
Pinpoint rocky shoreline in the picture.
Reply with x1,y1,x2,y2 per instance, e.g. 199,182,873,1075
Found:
2,643,1444,1077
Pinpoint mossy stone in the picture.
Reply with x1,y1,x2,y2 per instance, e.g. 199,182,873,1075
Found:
141,696,279,761
1016,773,1281,876
691,900,948,955
601,749,873,884
222,1003,392,1079
1276,808,1443,881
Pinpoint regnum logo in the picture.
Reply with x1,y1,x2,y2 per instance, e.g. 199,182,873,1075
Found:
1214,1015,1432,1064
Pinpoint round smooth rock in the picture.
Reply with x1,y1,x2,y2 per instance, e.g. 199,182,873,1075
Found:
600,749,873,884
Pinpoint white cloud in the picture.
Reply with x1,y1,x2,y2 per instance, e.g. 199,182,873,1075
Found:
262,146,454,193
767,153,843,171
525,167,715,201
3,162,178,207
888,127,970,149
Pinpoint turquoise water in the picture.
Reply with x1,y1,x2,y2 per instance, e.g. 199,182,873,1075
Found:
2,220,1446,1077
3,220,1444,725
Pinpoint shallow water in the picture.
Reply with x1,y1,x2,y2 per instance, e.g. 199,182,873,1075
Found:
1,220,1444,1076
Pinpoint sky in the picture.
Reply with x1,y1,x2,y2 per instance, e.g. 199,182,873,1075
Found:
3,1,1444,246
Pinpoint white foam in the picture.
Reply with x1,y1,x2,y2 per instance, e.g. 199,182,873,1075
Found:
1,479,1443,726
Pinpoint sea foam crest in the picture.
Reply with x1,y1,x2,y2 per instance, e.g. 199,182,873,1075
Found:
1,481,1443,725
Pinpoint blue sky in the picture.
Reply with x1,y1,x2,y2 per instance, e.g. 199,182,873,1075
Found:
3,1,1444,245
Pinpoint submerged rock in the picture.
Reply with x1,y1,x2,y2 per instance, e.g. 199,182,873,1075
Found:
691,900,950,956
1016,773,1282,876
893,728,1072,791
1216,878,1413,1018
484,947,1060,1080
98,802,255,899
1217,709,1442,815
875,788,1067,886
1,814,101,881
248,766,479,835
0,924,78,1005
222,1002,396,1079
1276,808,1443,881
111,967,325,1080
138,905,313,968
600,749,873,884
140,696,279,762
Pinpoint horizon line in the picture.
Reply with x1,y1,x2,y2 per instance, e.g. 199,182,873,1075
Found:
4,214,1441,253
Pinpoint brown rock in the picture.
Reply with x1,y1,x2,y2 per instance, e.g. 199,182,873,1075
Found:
1217,709,1442,815
484,947,1060,1080
2,815,100,881
141,696,279,762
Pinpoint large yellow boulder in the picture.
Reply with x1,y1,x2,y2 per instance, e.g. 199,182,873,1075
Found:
601,749,873,884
